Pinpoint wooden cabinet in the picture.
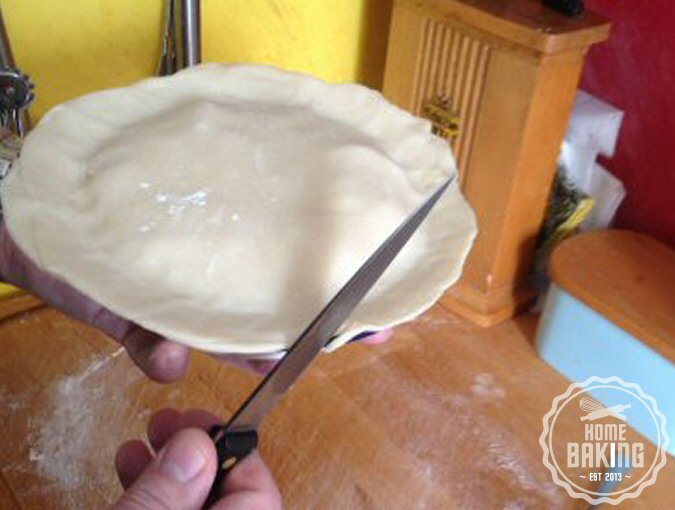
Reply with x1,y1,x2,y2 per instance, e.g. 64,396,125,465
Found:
383,0,610,326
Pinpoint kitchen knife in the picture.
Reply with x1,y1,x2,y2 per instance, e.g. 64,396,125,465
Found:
206,176,454,504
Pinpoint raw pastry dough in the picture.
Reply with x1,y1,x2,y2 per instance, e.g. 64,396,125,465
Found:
1,64,476,354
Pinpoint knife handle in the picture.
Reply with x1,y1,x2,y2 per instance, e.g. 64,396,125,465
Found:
204,426,259,508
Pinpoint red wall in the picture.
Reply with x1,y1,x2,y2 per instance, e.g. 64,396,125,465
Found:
581,0,675,247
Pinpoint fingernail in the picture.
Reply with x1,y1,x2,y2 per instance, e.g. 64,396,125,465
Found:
159,437,207,483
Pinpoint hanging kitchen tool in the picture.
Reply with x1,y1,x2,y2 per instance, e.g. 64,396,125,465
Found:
0,5,34,139
158,0,201,75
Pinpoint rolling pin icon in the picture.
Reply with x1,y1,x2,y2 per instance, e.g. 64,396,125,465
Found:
580,397,631,421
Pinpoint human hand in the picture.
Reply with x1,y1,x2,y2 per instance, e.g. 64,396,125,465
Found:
113,408,282,510
0,221,392,380
0,220,191,382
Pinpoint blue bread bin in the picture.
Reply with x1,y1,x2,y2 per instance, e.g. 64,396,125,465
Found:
536,230,675,455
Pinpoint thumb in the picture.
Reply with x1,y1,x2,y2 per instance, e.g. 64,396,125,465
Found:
113,428,217,510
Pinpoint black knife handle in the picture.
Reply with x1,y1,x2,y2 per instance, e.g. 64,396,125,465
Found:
203,426,259,508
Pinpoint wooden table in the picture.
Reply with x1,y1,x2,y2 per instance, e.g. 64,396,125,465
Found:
0,297,671,509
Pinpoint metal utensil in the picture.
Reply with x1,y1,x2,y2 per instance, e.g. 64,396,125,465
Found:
205,177,454,503
0,4,33,137
157,0,178,76
158,0,201,76
179,0,201,67
0,68,34,138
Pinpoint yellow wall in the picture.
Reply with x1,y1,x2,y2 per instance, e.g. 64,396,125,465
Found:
2,0,391,120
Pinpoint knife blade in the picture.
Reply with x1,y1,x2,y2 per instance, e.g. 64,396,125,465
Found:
207,176,454,502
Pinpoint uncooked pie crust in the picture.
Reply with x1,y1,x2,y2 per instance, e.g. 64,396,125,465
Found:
2,64,477,354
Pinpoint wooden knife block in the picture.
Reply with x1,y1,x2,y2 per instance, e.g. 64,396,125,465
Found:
383,0,610,326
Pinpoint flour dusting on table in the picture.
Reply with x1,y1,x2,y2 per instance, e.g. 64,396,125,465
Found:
27,347,145,507
0,387,27,416
471,372,507,400
342,356,565,509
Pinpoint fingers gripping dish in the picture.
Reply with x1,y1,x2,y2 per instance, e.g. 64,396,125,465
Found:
1,64,477,354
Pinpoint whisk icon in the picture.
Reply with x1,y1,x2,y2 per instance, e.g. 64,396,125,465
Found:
580,397,631,421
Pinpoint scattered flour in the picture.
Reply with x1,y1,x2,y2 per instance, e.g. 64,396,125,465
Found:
475,373,495,386
413,315,449,330
24,347,145,508
471,372,507,401
337,358,564,509
503,500,529,510
0,387,27,416
412,309,474,333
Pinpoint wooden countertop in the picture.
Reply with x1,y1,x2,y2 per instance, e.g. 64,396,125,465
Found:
0,298,672,509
